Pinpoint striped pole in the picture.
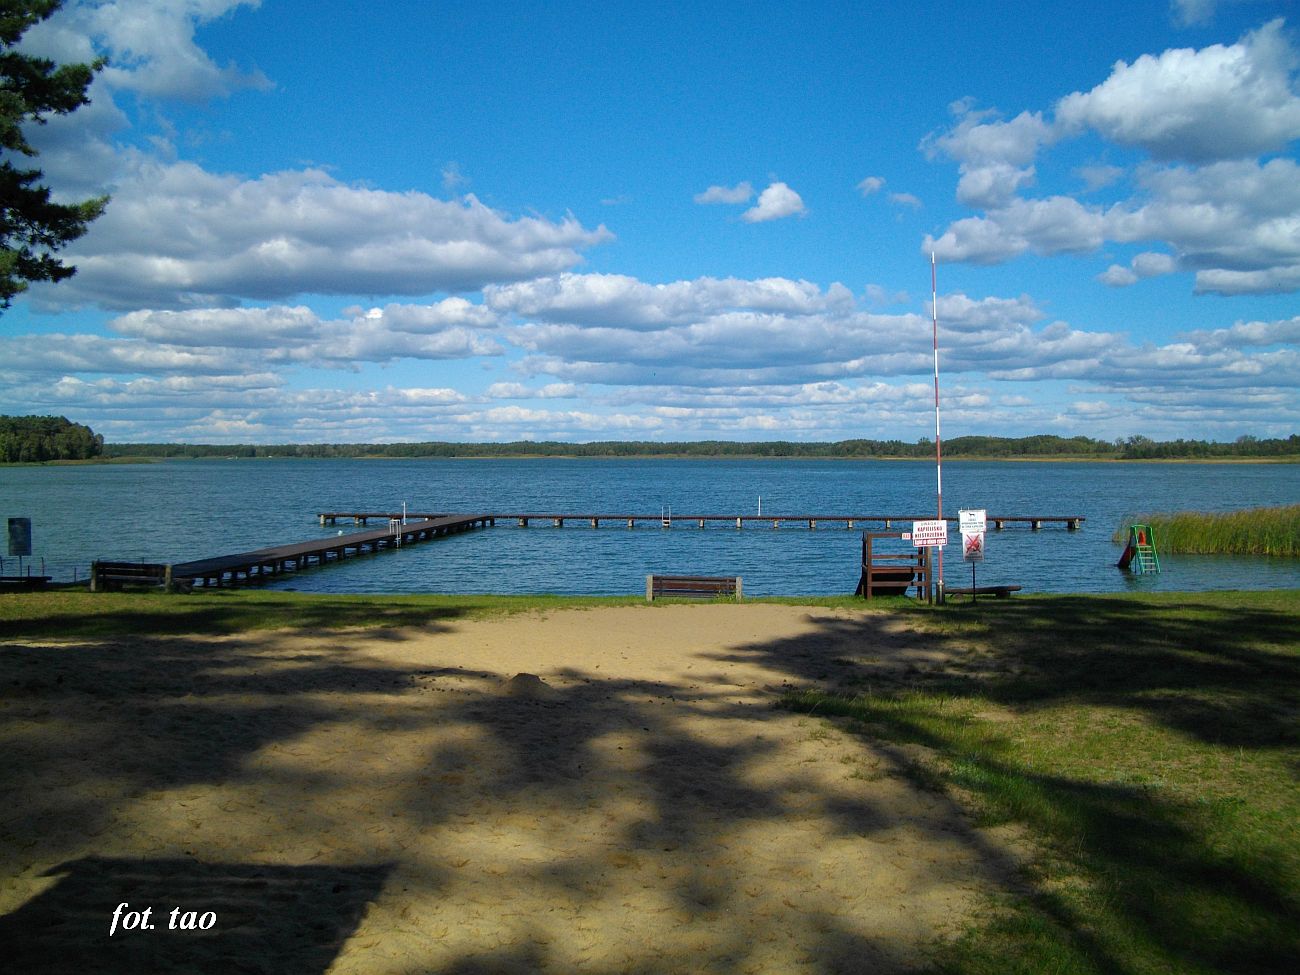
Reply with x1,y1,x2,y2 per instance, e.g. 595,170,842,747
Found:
931,252,945,603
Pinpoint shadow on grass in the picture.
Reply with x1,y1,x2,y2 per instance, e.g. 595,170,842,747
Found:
772,593,1300,974
0,591,491,639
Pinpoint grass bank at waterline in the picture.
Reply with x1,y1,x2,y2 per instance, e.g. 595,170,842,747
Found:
1114,503,1300,556
785,589,1300,974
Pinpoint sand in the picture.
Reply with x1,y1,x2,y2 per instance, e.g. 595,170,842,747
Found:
0,604,1021,973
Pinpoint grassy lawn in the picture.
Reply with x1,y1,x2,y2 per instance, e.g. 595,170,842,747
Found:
0,589,652,639
785,590,1300,974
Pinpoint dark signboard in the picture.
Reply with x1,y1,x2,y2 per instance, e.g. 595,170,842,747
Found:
8,518,32,556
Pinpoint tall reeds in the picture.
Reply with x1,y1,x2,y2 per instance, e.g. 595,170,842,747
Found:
1114,503,1300,556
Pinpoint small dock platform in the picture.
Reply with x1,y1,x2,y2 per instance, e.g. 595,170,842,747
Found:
171,514,492,588
318,511,1085,531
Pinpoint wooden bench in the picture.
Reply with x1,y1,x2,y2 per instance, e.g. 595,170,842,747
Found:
946,585,1022,599
646,574,742,601
91,561,173,591
0,575,51,590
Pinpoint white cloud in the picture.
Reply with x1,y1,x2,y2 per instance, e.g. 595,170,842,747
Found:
923,22,1300,296
37,162,613,309
486,273,853,329
955,163,1033,208
1055,19,1300,162
741,181,807,223
1099,250,1177,286
888,192,923,209
1098,264,1139,287
857,176,885,196
926,195,1107,264
29,0,271,102
693,181,754,204
1181,314,1300,350
1171,0,1216,28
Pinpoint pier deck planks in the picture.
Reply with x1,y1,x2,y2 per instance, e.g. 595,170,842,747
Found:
171,514,491,587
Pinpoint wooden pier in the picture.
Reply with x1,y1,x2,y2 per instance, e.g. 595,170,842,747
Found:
318,511,1086,531
169,514,493,588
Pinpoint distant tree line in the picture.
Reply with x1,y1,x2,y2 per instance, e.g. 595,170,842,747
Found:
0,415,103,462
97,433,1300,461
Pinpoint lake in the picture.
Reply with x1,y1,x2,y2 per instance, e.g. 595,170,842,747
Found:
2,458,1298,596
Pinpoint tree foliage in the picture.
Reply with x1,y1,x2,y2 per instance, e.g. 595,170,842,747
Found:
0,413,103,461
1,0,107,308
96,433,1300,461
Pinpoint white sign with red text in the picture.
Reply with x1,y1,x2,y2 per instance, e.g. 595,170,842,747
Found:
910,519,948,548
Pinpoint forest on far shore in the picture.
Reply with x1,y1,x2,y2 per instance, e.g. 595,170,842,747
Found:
0,416,103,463
3,416,1298,462
100,432,1300,460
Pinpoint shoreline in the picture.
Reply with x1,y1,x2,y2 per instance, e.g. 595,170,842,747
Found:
13,453,1300,466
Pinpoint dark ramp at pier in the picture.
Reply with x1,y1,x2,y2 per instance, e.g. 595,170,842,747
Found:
171,514,493,587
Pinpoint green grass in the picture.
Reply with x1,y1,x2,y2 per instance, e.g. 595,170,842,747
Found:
783,590,1300,974
0,588,891,640
0,589,650,639
1114,504,1300,556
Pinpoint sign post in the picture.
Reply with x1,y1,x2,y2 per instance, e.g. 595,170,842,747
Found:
911,519,947,602
959,509,986,601
8,517,32,575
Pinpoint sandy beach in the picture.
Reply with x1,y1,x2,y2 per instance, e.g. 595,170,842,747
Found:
1,604,1022,973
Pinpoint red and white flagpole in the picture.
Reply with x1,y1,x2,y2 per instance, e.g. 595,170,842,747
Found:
931,252,945,604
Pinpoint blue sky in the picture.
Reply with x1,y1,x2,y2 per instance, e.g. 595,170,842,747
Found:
2,0,1298,444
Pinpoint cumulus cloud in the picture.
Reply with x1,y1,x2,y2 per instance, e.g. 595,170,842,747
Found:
486,273,854,329
36,162,612,309
923,22,1300,296
1099,251,1177,287
1055,19,1300,162
1180,314,1300,350
490,273,1127,391
857,176,885,196
693,182,754,204
27,0,270,102
741,182,807,223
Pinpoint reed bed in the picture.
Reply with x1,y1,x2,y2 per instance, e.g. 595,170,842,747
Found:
1114,503,1300,556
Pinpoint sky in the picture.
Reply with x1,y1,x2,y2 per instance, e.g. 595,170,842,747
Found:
1,0,1298,445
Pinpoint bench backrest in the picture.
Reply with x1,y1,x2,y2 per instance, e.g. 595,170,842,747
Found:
647,574,742,601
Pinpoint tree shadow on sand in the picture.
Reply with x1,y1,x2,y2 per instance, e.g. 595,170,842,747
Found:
5,596,1293,972
0,856,390,975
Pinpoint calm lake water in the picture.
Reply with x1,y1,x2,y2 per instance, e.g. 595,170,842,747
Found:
2,458,1298,596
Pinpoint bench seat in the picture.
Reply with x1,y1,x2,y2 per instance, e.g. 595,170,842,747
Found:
946,584,1022,599
647,574,742,601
